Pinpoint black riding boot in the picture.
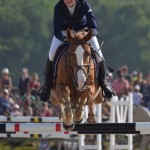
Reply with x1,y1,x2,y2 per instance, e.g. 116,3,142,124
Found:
38,59,53,102
98,62,115,98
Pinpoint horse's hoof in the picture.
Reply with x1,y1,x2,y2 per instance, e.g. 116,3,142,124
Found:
74,117,83,124
63,123,75,131
87,114,96,123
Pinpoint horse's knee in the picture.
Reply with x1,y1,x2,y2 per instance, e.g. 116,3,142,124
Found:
51,95,60,105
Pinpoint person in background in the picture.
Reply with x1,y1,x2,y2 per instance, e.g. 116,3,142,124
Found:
21,99,33,116
133,71,144,93
0,68,12,92
28,73,40,96
0,89,13,115
11,104,22,117
3,108,11,117
133,85,143,106
112,69,129,98
38,0,115,102
39,102,53,117
142,79,150,110
18,68,30,96
21,90,35,103
121,65,131,83
0,89,14,107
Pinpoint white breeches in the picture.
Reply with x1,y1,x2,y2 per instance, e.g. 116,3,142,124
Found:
49,30,103,62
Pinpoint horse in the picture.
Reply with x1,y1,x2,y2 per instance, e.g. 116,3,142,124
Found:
51,28,104,130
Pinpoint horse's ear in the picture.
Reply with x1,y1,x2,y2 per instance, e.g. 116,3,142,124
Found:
84,29,93,42
67,28,74,42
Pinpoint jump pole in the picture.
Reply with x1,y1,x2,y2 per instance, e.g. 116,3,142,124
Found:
0,133,77,139
0,122,150,134
0,116,61,123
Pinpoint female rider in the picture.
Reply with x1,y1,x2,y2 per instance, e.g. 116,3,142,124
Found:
38,0,115,102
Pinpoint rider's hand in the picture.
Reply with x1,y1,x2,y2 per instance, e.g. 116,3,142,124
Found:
84,28,97,36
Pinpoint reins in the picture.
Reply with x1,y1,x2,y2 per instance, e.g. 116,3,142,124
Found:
95,35,114,73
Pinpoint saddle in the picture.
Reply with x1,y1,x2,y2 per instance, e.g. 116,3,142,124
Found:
53,43,70,79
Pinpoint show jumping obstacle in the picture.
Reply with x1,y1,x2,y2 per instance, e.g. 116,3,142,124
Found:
0,122,150,134
0,133,75,139
0,116,61,123
110,93,133,150
0,94,150,150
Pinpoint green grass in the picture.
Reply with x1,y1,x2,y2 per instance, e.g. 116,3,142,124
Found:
0,135,147,150
0,139,58,150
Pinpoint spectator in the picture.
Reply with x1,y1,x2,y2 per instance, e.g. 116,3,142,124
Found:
121,65,131,83
39,102,53,117
133,71,144,93
0,68,12,92
0,89,13,115
11,104,22,117
142,79,150,110
111,69,129,98
131,71,138,83
21,99,33,116
133,85,143,106
28,73,40,96
18,68,30,96
3,108,11,116
1,89,14,106
21,90,35,102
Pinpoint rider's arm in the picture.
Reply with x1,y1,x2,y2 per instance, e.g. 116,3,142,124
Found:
54,4,65,42
83,1,98,35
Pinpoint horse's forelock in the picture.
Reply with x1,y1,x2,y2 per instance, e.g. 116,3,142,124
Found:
75,31,87,40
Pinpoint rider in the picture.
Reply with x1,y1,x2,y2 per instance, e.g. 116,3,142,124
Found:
38,0,115,102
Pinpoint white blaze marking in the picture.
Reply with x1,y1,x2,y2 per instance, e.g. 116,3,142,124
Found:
75,45,86,90
75,45,84,66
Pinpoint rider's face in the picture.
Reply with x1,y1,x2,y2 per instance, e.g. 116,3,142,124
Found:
63,0,76,7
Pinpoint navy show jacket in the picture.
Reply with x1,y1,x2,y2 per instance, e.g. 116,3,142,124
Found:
54,0,97,41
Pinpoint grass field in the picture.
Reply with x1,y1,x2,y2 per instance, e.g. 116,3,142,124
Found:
0,138,58,150
0,134,147,150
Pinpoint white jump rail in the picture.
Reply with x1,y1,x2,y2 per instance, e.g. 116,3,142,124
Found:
0,116,61,123
0,122,150,134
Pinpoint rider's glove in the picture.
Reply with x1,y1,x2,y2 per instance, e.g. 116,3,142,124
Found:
83,28,97,36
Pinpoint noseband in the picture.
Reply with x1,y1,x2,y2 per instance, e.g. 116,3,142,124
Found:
68,42,92,90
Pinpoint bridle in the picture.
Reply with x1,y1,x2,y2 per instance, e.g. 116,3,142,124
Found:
68,41,92,91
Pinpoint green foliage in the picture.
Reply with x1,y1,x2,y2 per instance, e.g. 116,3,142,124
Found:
0,0,149,85
0,0,56,84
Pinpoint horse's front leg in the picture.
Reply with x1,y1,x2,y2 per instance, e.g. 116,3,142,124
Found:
74,88,90,123
86,86,96,123
56,85,74,130
87,102,96,123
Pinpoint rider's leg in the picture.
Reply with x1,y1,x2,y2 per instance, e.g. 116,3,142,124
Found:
38,36,63,102
89,36,115,98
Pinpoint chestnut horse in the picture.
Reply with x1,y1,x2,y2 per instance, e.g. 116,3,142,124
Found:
51,28,103,130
